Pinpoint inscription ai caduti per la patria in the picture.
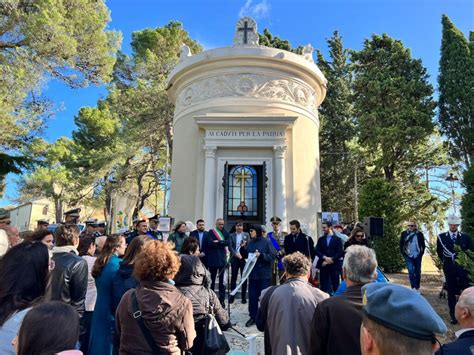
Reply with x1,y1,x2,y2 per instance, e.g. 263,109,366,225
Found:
206,130,285,138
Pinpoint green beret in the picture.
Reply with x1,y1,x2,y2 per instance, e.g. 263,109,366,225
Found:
362,283,447,341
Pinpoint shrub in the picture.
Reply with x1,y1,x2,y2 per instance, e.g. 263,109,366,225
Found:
359,178,405,272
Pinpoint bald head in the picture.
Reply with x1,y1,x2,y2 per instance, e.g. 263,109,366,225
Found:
455,287,474,327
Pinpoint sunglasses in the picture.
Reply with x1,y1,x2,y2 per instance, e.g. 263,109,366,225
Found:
407,224,415,227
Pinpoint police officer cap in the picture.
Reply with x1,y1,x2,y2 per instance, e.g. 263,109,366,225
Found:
149,214,159,222
85,219,98,226
64,208,81,217
447,214,461,225
270,216,282,223
362,283,447,341
37,219,49,225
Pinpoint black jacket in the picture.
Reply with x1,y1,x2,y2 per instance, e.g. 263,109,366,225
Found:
189,229,207,250
204,229,232,268
310,284,364,355
174,255,228,325
284,232,316,260
246,236,277,280
399,230,425,257
175,255,229,355
50,247,88,317
190,229,208,266
315,234,344,269
436,329,474,355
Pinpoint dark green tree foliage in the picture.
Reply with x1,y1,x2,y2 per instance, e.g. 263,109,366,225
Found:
461,160,474,237
352,34,436,181
358,178,405,272
68,22,202,218
438,15,473,168
0,0,121,191
258,29,303,54
317,31,357,219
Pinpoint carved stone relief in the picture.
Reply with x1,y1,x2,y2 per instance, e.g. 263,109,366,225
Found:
176,74,317,112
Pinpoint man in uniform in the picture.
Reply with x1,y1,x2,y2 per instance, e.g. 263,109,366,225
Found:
437,215,473,324
36,219,49,231
267,216,287,285
148,214,163,240
64,208,81,224
83,219,98,235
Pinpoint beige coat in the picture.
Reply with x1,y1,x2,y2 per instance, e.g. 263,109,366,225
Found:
264,278,328,354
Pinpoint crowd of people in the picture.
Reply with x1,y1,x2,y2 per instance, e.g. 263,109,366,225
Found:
0,210,472,355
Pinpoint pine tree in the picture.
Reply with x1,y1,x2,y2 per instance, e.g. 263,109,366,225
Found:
317,31,359,220
352,34,436,181
438,15,474,168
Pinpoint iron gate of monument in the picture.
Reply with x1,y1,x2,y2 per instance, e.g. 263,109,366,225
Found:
222,162,267,231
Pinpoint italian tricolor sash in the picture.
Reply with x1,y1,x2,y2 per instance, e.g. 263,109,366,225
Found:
211,228,225,241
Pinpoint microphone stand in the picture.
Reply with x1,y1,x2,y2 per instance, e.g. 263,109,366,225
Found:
217,246,248,338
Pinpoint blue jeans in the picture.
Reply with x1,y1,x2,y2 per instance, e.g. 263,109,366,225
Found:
248,278,270,320
404,255,422,289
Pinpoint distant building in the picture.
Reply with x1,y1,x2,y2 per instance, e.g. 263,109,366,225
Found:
7,199,56,232
6,198,104,232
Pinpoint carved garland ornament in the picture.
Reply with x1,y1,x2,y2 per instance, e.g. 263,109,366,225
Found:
177,74,317,112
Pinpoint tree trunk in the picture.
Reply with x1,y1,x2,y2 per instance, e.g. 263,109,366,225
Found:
54,198,63,223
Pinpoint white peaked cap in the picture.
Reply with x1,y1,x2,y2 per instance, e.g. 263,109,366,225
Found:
447,215,461,225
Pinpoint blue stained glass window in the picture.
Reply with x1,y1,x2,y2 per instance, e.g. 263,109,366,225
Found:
228,165,258,217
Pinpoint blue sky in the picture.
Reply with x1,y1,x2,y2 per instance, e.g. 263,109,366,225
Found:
1,0,473,206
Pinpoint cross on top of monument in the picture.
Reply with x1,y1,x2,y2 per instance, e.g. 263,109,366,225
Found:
233,17,259,46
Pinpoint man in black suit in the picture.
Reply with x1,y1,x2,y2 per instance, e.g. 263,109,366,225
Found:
204,218,233,307
229,221,249,304
284,220,316,260
436,286,474,355
315,221,344,294
437,215,473,324
189,219,207,266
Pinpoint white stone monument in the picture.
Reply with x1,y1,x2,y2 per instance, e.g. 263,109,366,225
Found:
166,17,327,236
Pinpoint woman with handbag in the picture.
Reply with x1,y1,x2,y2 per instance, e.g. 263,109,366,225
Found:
115,240,196,354
175,238,230,354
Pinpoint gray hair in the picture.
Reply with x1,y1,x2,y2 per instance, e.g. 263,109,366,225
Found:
283,252,311,276
343,245,377,283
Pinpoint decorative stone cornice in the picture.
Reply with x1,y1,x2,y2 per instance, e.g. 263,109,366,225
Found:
176,73,317,113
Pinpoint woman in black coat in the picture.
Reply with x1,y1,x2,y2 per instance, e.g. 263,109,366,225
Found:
175,238,229,354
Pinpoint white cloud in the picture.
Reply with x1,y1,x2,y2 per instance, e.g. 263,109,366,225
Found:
238,0,270,19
